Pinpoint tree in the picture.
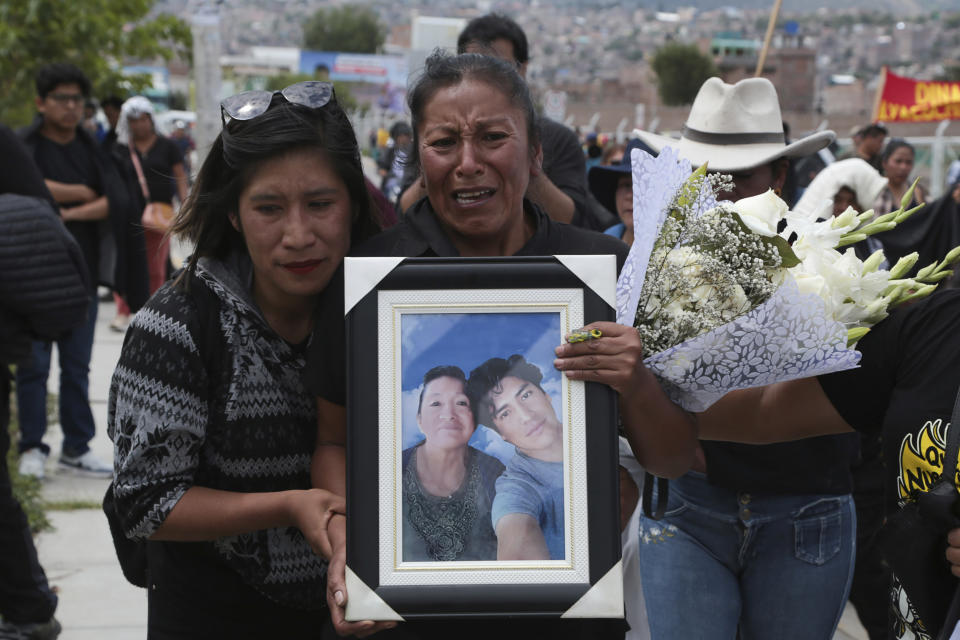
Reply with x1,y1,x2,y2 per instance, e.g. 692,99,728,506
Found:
0,0,191,127
651,43,718,107
302,6,385,54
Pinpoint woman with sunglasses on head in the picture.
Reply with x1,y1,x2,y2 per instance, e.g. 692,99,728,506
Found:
107,82,384,638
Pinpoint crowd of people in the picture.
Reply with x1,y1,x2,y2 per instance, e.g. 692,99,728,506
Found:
3,11,960,640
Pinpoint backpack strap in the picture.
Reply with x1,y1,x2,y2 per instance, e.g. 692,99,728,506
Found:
933,386,960,640
187,271,226,377
943,387,960,492
641,472,668,520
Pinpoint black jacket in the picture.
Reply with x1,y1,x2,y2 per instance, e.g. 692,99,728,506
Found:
0,194,90,352
0,124,90,366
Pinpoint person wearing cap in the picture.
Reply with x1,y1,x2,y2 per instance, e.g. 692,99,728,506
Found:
839,122,887,172
588,138,657,245
585,131,604,172
631,77,858,640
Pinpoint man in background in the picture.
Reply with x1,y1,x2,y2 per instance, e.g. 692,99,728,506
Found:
840,122,887,171
397,13,616,231
16,63,119,479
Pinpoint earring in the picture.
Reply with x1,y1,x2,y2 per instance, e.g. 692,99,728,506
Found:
774,188,782,196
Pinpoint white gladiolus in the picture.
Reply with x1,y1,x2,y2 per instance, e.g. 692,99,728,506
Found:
731,189,787,237
788,244,894,327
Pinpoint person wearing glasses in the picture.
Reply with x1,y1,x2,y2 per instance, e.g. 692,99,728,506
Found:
107,82,385,638
16,63,143,480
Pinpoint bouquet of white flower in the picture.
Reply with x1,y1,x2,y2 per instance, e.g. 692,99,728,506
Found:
618,146,959,411
782,185,960,344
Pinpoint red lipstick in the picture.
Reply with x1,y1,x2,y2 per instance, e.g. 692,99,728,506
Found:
283,259,322,275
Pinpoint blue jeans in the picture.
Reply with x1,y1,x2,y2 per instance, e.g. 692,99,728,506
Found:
16,299,97,457
638,471,855,640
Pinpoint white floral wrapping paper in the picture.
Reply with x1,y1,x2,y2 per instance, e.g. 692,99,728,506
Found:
617,146,862,411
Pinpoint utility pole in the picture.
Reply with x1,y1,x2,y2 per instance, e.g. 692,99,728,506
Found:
191,1,223,170
755,0,783,77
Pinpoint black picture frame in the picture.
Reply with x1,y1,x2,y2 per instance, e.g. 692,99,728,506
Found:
345,256,622,621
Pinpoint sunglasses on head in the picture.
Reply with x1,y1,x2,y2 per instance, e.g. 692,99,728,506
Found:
219,81,334,125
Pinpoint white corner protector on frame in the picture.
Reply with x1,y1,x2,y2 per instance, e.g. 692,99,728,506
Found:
344,257,405,316
344,565,405,622
554,255,617,310
560,560,624,619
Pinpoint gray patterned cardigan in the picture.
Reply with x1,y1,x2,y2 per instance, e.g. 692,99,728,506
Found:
107,253,326,610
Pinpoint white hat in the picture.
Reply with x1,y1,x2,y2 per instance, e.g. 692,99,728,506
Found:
116,96,155,146
634,77,836,172
794,158,888,220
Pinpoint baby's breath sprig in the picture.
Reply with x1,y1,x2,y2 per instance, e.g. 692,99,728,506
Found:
634,171,784,354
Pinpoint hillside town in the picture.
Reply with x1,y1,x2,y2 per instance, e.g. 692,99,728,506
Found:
146,0,960,156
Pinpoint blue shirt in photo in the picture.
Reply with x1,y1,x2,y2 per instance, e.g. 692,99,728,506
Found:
491,452,565,560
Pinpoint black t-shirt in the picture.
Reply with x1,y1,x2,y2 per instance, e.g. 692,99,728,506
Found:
820,290,959,511
819,288,960,639
130,135,183,205
32,134,102,292
538,118,588,223
701,435,858,495
0,125,54,203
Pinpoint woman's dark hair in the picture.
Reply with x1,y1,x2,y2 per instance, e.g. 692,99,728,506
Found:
880,138,915,169
465,354,544,429
456,13,530,65
35,63,91,99
417,365,468,415
406,52,539,171
171,94,382,287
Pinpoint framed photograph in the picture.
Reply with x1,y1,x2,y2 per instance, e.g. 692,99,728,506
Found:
344,256,623,621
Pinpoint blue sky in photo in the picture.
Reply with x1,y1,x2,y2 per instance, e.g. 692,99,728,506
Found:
400,312,564,465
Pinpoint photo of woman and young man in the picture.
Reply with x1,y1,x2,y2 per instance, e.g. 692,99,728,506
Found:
398,311,569,564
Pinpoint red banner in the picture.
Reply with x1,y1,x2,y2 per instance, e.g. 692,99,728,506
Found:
873,68,960,122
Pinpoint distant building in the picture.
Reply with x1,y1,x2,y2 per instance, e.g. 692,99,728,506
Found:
822,78,870,117
711,35,762,72
770,48,816,113
709,33,815,112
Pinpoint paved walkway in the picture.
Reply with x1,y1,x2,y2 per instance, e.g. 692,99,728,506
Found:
26,299,870,639
30,299,146,638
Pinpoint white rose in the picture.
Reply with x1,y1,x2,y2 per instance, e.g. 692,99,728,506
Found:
731,189,788,237
793,272,826,299
689,283,716,304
